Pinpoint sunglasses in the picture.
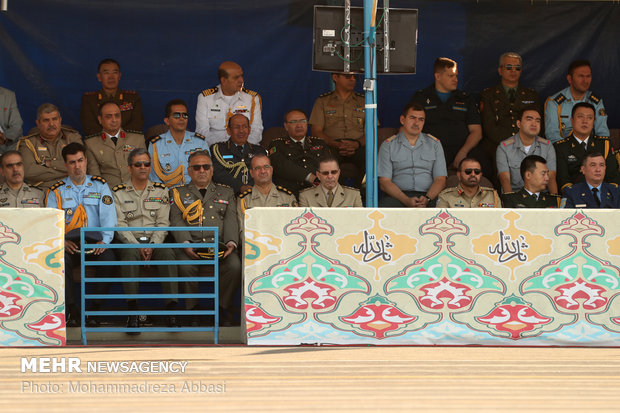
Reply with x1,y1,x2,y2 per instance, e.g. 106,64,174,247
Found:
318,169,340,176
464,168,482,175
503,64,521,71
190,164,212,171
171,112,189,119
132,162,151,168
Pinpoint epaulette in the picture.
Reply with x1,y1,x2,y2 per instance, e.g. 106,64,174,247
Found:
277,186,294,196
194,133,206,140
91,175,107,183
588,93,600,104
562,183,573,190
83,91,98,96
592,135,609,140
242,88,259,97
238,189,251,199
85,133,100,140
151,135,162,143
49,181,66,190
299,187,314,194
21,132,39,140
454,89,469,98
355,92,364,98
201,87,218,97
120,89,139,94
271,137,287,143
318,90,335,98
480,186,495,192
609,183,618,188
343,185,360,192
112,184,126,192
124,129,144,135
554,94,566,105
61,125,79,133
384,134,397,142
555,137,570,144
425,133,440,142
536,137,551,145
502,137,515,146
153,182,166,189
215,182,232,189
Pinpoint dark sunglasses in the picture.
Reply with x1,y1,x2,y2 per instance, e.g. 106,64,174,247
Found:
171,112,189,119
190,164,212,171
503,64,521,71
464,168,482,175
132,162,151,168
318,169,339,176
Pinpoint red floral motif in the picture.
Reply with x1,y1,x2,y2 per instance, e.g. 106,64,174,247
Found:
477,300,551,340
0,290,22,317
283,278,336,310
244,304,281,333
420,277,472,309
27,313,65,342
341,301,416,339
554,279,607,310
612,317,620,325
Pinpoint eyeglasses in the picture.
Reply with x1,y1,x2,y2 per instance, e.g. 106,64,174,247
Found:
464,168,482,175
252,165,272,171
502,64,522,71
190,164,212,171
286,119,308,124
132,162,151,168
171,112,189,119
318,169,340,176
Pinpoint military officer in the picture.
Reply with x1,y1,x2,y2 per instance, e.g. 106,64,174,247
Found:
85,101,146,188
195,61,263,146
45,142,116,326
170,150,240,325
544,60,608,143
299,154,362,207
149,99,209,188
480,52,540,161
18,103,83,189
113,148,179,330
210,113,268,195
0,86,23,153
80,58,144,136
563,152,620,209
0,150,44,208
501,155,561,208
437,158,501,208
554,102,619,192
269,109,331,196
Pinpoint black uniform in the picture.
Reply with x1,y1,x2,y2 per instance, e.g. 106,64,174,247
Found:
80,89,144,136
210,140,268,194
501,188,561,208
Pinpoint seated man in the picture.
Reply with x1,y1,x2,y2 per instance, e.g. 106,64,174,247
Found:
0,150,44,207
170,150,240,325
112,148,179,331
496,107,557,194
210,114,267,195
554,102,619,192
269,109,331,196
563,152,620,208
81,58,144,136
299,154,362,207
0,86,24,153
196,61,263,146
85,101,146,188
45,142,116,326
378,102,447,207
149,99,208,188
437,158,501,208
501,155,561,208
18,103,83,189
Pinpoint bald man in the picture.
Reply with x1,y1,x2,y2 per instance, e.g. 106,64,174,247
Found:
196,61,263,146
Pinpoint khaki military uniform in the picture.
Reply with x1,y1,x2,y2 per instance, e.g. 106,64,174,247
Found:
170,181,240,310
501,188,561,208
17,127,83,189
0,183,44,208
85,129,146,188
309,91,365,142
237,184,297,227
80,89,144,136
437,185,501,208
299,183,362,207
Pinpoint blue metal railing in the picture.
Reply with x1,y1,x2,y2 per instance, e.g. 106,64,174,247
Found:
79,226,219,344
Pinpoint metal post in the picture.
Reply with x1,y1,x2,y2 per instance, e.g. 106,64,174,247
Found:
344,0,351,73
364,0,378,206
383,1,390,73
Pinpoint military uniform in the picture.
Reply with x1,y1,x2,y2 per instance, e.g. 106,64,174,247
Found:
501,188,561,208
85,129,146,188
195,85,263,146
237,184,297,227
554,134,620,191
0,86,23,151
17,127,83,189
309,90,365,142
148,130,209,188
563,181,620,208
480,83,540,157
210,139,268,194
113,180,177,304
299,184,362,207
268,136,331,196
496,133,556,192
437,185,501,208
170,182,240,311
0,183,44,208
80,89,144,136
544,87,609,143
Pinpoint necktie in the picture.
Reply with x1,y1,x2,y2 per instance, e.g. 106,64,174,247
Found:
327,190,334,207
199,188,206,198
111,136,118,145
508,88,516,103
581,141,587,151
592,187,601,207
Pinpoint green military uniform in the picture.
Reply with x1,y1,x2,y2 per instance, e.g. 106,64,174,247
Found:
17,127,83,189
85,129,146,188
437,185,501,208
113,180,177,305
170,182,240,311
0,183,44,208
237,184,297,228
80,89,144,136
554,134,620,192
299,183,362,207
501,188,561,208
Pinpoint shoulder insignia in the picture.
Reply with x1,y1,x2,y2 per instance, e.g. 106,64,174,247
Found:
502,137,515,146
554,93,566,104
425,133,440,142
201,87,218,97
536,137,550,145
318,90,335,98
151,135,162,143
83,91,98,96
593,135,610,141
153,182,166,189
91,175,107,183
125,129,144,135
384,135,397,143
194,133,206,140
277,186,294,196
49,181,66,190
355,92,364,98
588,93,600,104
242,88,259,97
554,137,570,145
480,186,495,191
238,189,251,199
609,183,618,188
271,137,287,144
343,185,360,192
112,184,126,192
120,89,138,94
21,132,39,140
299,187,314,194
84,133,100,140
215,182,232,189
503,192,516,195
61,125,79,133
454,89,469,98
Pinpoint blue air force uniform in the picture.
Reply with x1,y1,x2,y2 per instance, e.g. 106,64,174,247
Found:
148,130,209,188
563,181,620,208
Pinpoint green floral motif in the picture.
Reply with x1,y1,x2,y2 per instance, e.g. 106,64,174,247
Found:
0,265,54,299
